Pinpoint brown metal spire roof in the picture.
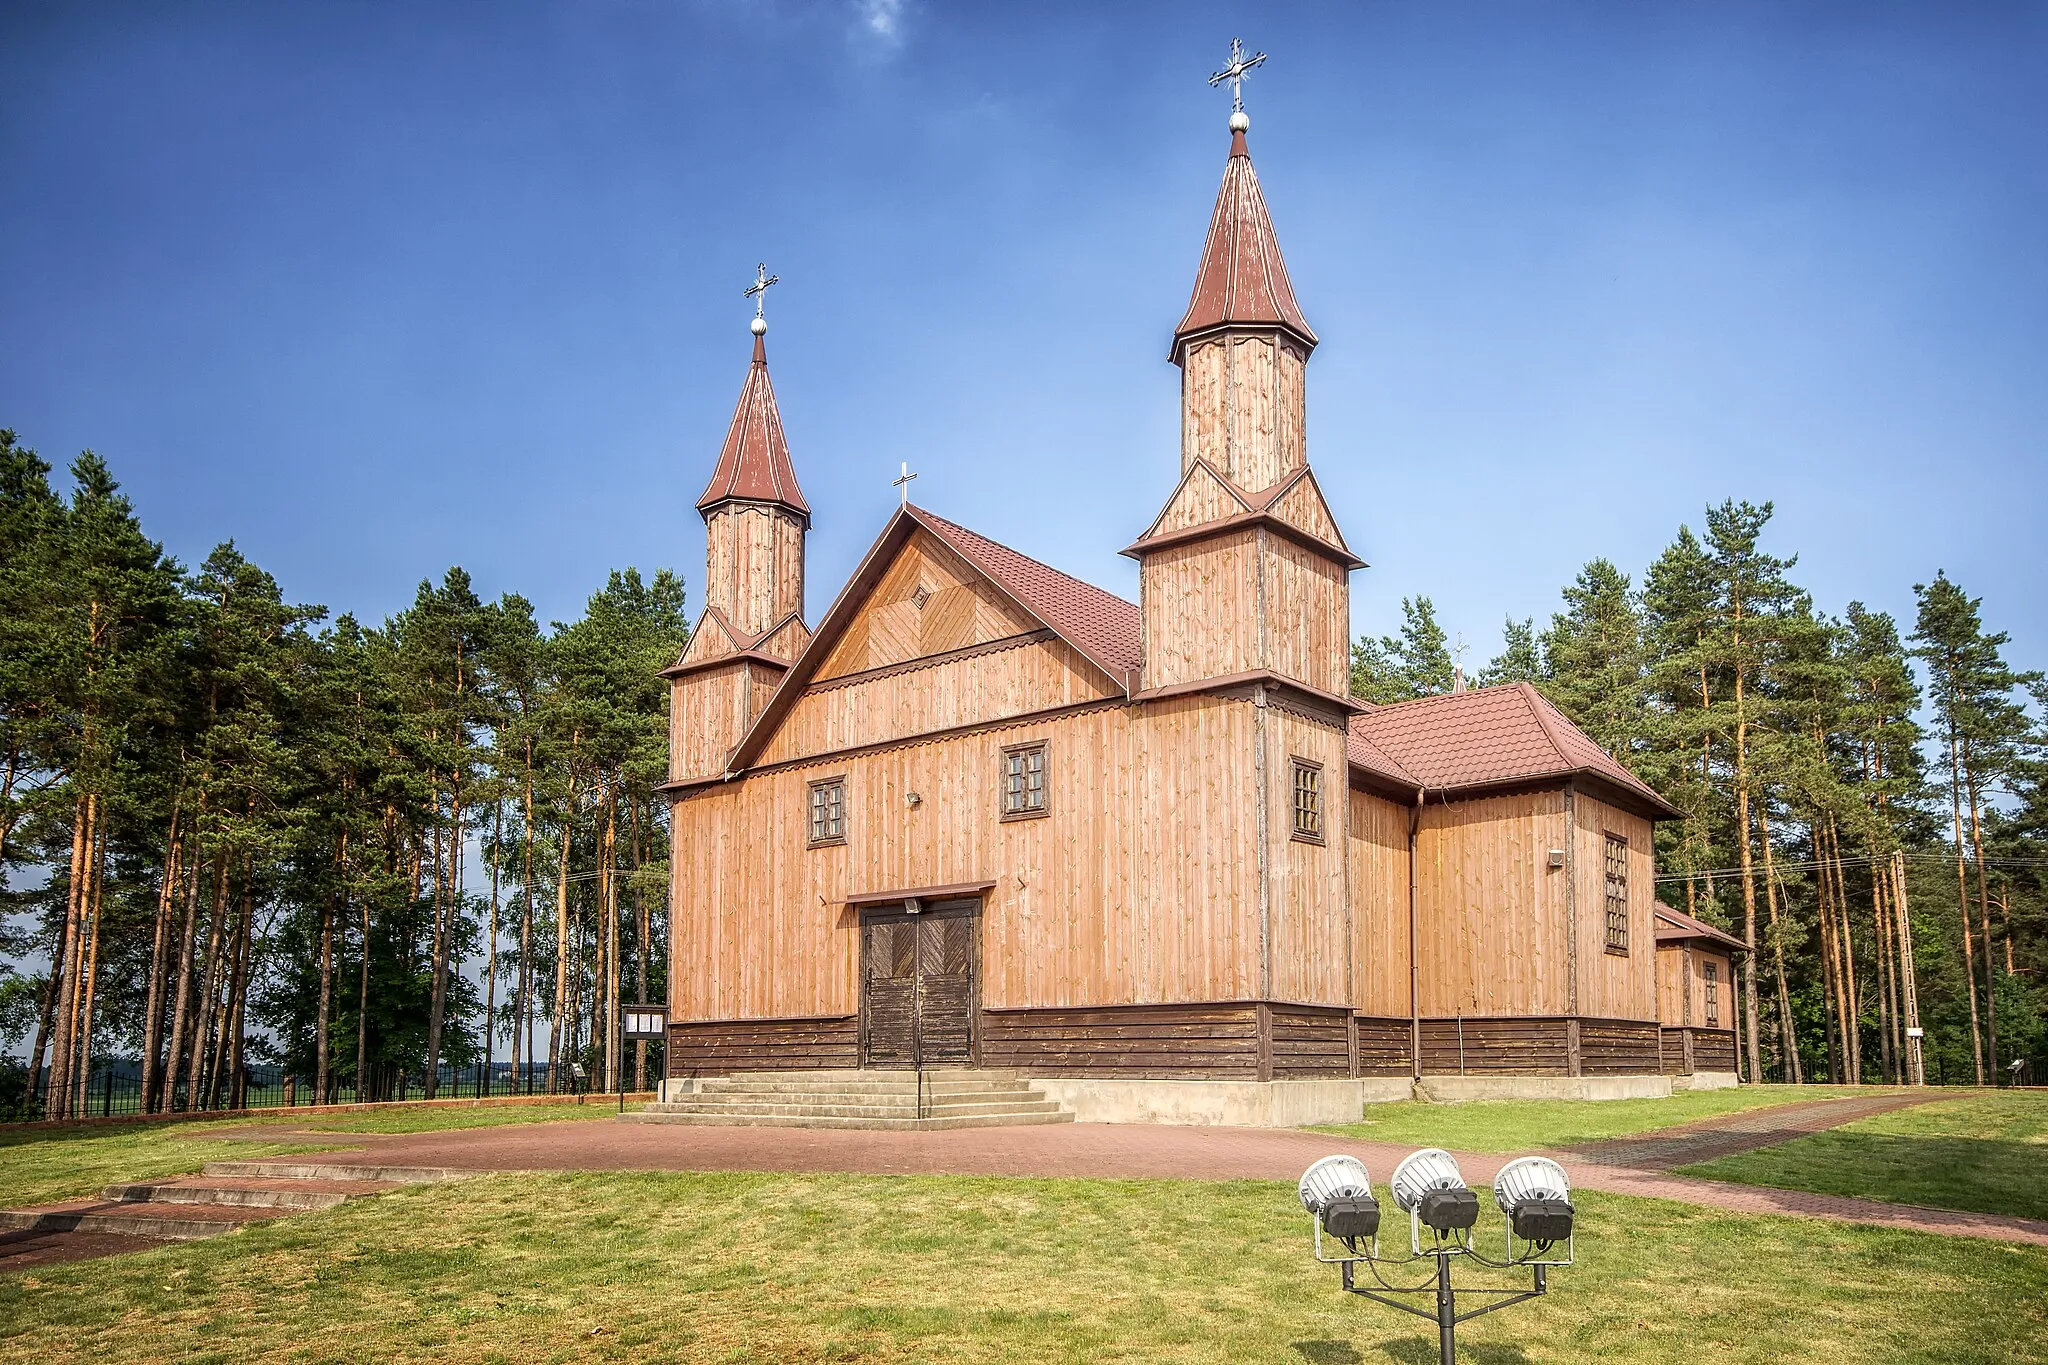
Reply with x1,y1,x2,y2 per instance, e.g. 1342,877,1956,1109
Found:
695,333,810,520
1173,126,1317,356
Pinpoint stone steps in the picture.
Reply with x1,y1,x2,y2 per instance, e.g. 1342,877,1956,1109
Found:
0,1162,453,1260
628,1068,1073,1130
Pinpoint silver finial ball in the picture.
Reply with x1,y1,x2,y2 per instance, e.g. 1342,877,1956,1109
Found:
750,315,767,336
1229,109,1250,133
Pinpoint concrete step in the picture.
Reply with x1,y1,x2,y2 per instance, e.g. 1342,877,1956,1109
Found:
621,1108,1075,1131
644,1098,1065,1120
717,1068,1025,1083
0,1199,287,1241
102,1176,399,1211
201,1161,469,1184
701,1078,1034,1097
668,1087,1047,1105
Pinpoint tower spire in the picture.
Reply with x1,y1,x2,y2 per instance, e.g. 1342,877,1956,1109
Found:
1175,41,1314,359
697,263,809,521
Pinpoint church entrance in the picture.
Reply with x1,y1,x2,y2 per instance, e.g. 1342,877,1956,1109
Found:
859,898,979,1068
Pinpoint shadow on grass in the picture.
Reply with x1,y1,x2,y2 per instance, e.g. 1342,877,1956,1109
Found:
1681,1132,2048,1222
1380,1338,1530,1364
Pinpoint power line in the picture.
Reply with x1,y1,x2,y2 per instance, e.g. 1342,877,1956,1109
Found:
1654,851,2048,884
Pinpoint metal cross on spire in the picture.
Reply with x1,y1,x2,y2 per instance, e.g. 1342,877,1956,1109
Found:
1208,37,1266,115
744,262,779,318
892,461,918,506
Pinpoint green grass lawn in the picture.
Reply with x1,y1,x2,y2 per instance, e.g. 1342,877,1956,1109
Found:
0,1100,635,1208
0,1170,2042,1363
1315,1085,1876,1154
1681,1092,2048,1222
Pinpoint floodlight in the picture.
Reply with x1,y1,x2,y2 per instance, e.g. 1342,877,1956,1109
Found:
1492,1156,1574,1246
1298,1155,1380,1243
1390,1147,1478,1234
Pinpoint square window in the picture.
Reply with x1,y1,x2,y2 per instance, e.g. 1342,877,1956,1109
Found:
1291,759,1324,842
808,777,846,847
1603,832,1629,954
1001,742,1048,820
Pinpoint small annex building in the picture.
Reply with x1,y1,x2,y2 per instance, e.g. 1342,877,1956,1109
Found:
661,108,1698,1122
1654,903,1745,1084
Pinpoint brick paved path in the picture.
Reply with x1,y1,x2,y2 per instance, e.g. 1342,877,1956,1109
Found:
198,1092,2048,1249
1555,1092,1937,1169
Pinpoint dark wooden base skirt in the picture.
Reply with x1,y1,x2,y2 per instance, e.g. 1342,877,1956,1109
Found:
667,1009,1664,1080
667,1016,858,1077
1660,1026,1737,1075
1418,1017,1661,1077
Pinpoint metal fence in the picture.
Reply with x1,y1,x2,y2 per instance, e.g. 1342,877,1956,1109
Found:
10,1059,595,1121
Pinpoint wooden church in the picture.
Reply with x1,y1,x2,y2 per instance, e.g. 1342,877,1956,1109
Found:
659,99,1729,1120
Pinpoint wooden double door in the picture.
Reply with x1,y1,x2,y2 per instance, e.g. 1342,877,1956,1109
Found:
860,899,979,1068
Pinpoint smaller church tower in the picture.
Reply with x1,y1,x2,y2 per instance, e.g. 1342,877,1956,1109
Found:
665,269,813,784
1126,77,1361,700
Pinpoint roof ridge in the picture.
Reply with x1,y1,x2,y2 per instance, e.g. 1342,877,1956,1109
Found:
1515,681,1576,770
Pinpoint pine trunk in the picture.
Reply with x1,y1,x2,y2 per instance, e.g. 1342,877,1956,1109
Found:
1757,803,1801,1083
141,813,183,1113
1946,735,1985,1082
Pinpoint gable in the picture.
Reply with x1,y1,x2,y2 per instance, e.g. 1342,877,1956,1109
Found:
814,527,1039,681
1145,461,1252,538
676,608,745,667
1265,468,1347,551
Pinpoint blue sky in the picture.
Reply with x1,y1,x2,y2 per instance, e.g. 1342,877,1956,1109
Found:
4,1,2043,674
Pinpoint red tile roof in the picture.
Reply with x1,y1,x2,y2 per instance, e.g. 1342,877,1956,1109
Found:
910,507,1143,686
1349,683,1677,817
696,334,810,518
1174,128,1317,353
1655,903,1748,952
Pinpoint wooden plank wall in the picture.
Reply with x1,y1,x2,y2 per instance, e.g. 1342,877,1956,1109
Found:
1580,1020,1661,1075
814,529,1037,680
1139,530,1260,689
667,1016,857,1077
1419,1017,1569,1076
1573,795,1659,1022
1177,333,1307,490
1150,463,1248,535
1260,533,1350,697
1414,792,1570,1017
669,661,753,782
758,635,1114,767
980,1003,1259,1078
704,504,805,636
1266,703,1351,1008
1268,1004,1351,1078
671,692,1320,1024
1355,1017,1414,1076
1348,789,1413,1018
1655,942,1690,1026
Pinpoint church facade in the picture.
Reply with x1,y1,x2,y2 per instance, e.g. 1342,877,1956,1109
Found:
662,110,1717,1113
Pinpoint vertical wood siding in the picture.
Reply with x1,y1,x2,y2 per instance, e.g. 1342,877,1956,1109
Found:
1266,705,1349,1007
1414,791,1570,1017
1348,788,1413,1018
671,692,1323,1024
1139,531,1260,688
1260,534,1350,696
1150,463,1249,534
1572,796,1659,1022
1177,333,1307,491
705,504,805,637
759,637,1115,767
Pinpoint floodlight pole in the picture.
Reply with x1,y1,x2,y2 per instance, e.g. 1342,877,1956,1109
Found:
1337,1251,1549,1365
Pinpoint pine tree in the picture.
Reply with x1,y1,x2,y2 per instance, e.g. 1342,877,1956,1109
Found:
1538,559,1647,759
1479,617,1543,686
1350,597,1455,702
1912,572,2040,1082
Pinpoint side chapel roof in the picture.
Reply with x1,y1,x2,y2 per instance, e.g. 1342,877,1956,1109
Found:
1348,683,1679,818
1655,903,1748,953
696,333,811,519
1173,126,1317,356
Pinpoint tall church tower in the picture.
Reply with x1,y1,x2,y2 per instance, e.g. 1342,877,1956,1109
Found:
665,277,813,785
1127,92,1361,699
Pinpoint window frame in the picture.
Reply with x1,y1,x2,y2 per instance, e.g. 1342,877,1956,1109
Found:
1290,757,1326,845
999,740,1051,822
1602,831,1630,955
1703,961,1719,1028
807,774,848,849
